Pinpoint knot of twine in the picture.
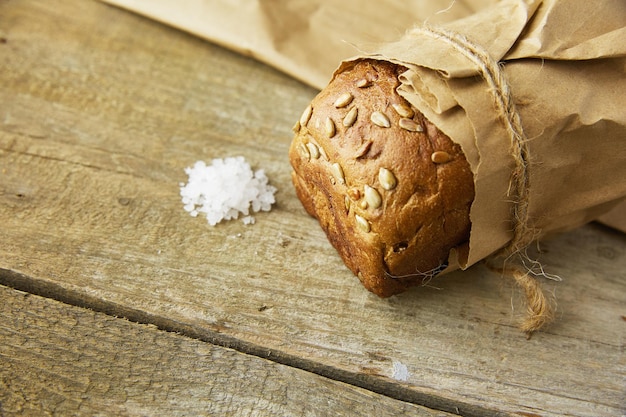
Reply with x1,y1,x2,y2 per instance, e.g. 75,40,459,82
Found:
414,25,555,335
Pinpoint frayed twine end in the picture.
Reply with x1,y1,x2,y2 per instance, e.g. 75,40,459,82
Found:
487,259,559,337
510,266,555,337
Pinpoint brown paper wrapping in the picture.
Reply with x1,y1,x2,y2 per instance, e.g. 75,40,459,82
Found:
102,0,626,329
351,0,626,271
100,0,497,89
102,0,625,261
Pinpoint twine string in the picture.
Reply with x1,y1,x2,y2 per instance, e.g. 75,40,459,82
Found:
412,26,553,334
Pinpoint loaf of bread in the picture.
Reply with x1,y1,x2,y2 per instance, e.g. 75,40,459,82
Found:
289,59,475,297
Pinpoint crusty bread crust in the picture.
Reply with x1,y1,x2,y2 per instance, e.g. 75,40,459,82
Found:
289,59,474,297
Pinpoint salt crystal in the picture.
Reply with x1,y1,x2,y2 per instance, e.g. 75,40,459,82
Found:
391,361,410,382
180,156,277,226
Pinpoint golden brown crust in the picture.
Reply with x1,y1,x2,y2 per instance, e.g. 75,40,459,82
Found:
289,59,475,297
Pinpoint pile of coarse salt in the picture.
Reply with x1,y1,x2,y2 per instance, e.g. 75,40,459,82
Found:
180,156,277,226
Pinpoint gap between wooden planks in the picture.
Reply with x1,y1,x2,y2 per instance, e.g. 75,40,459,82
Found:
0,284,460,416
0,269,486,416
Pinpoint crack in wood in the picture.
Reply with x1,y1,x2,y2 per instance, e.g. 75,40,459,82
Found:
0,268,496,417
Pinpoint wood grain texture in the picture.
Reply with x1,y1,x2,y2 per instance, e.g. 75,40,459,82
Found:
0,285,453,417
0,1,625,416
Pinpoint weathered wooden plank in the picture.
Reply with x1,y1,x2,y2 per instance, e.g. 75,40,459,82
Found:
0,285,454,417
0,1,624,416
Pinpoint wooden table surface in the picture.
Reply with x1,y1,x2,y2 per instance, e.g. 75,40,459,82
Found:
1,1,624,416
